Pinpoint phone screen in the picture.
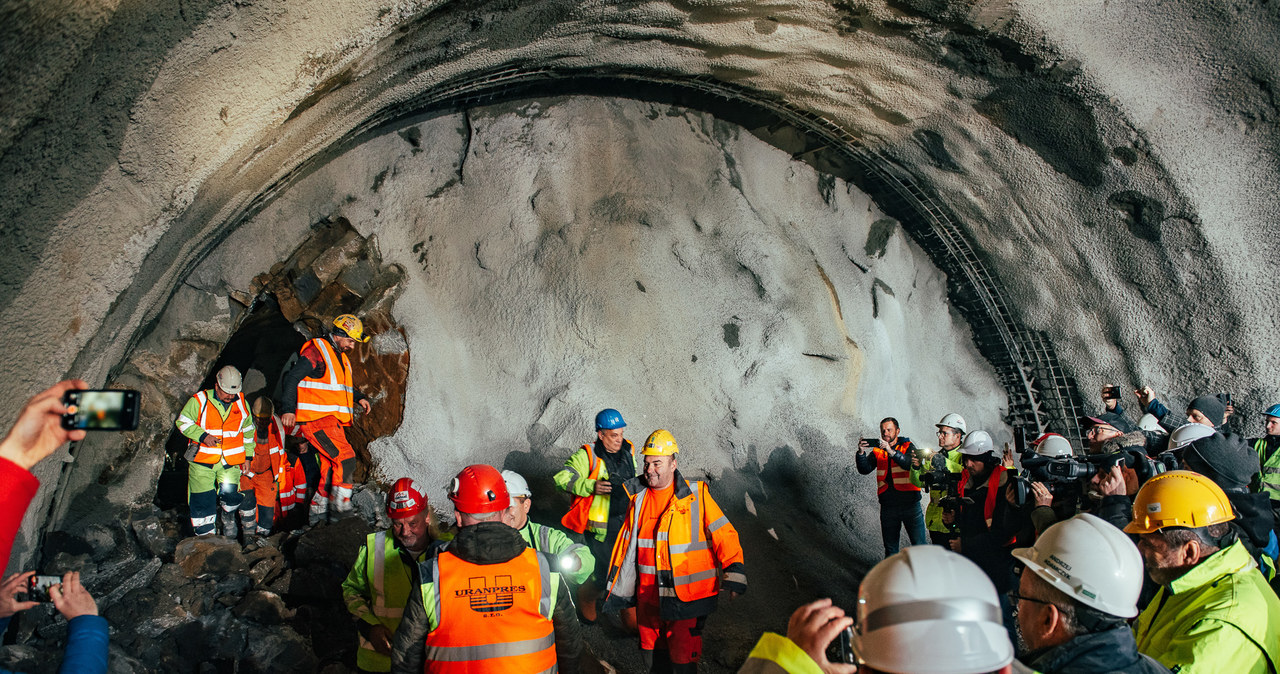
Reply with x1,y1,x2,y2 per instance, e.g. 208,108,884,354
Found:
62,389,140,431
24,575,60,602
1103,386,1120,400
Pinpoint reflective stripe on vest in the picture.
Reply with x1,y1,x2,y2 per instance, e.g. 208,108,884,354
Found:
190,390,249,465
296,337,355,424
356,530,415,671
421,547,557,673
617,481,723,604
875,446,921,494
561,445,611,534
959,465,1006,528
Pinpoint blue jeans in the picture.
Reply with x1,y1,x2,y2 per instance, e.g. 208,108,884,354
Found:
880,499,928,557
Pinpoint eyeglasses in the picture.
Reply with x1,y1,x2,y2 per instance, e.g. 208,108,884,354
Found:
1006,589,1055,616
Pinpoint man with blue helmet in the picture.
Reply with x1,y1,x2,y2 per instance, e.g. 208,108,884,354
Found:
554,408,639,619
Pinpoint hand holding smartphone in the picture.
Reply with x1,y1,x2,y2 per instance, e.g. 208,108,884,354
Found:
60,390,140,431
22,575,60,603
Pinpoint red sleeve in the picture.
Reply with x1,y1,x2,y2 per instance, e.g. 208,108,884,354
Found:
300,342,325,368
0,457,39,567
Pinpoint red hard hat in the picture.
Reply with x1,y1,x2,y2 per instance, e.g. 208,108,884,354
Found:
448,464,510,514
386,477,427,520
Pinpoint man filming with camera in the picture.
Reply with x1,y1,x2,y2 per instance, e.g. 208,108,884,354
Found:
941,430,1031,638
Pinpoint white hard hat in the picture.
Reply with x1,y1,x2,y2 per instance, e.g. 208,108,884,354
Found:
501,470,531,498
1011,513,1143,618
215,365,242,394
958,430,994,456
854,546,1012,674
1137,413,1166,435
936,413,968,435
1169,423,1214,451
1034,433,1073,458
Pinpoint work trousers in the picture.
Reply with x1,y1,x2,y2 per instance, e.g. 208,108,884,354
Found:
300,416,357,509
188,461,242,536
879,498,928,558
637,583,705,671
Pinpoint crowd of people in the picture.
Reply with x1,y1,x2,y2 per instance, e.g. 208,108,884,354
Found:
825,389,1280,673
5,310,1280,674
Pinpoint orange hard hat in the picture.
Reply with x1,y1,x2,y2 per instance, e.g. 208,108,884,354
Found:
387,477,427,520
448,464,510,514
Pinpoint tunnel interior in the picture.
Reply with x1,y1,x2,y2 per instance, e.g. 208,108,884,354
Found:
3,0,1280,671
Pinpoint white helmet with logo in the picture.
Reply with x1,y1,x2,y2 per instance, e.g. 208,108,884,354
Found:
854,545,1013,673
1011,513,1143,617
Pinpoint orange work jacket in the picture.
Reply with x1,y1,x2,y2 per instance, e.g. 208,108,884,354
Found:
875,445,921,495
295,337,355,425
420,547,557,673
189,390,250,466
605,471,747,620
242,415,288,494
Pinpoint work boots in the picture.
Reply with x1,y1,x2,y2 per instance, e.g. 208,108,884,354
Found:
334,486,354,513
221,510,239,540
309,493,330,526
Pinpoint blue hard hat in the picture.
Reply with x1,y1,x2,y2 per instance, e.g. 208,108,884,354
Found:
595,408,626,430
1265,403,1280,418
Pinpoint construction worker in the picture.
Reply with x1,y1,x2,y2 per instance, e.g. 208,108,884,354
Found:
1178,431,1278,572
941,430,1030,641
856,417,927,557
502,470,594,585
174,366,256,538
1250,403,1280,528
1011,514,1168,673
1127,470,1280,672
1026,433,1084,536
237,397,289,540
391,464,582,673
604,429,746,674
554,409,639,602
280,314,373,521
343,478,447,673
924,413,967,545
738,545,1012,674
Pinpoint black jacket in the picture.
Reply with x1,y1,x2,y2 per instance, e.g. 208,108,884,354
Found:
390,521,583,674
1020,625,1171,674
855,438,920,505
956,466,1030,593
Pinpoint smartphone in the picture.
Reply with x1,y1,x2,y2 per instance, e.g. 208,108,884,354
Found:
23,574,60,602
1219,392,1233,405
861,438,881,448
1102,385,1121,400
837,625,855,664
61,389,140,431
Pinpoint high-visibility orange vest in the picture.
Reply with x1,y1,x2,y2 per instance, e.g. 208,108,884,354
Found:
295,337,355,425
561,445,609,534
421,547,557,673
874,445,921,495
959,465,1007,528
607,478,744,605
189,390,250,466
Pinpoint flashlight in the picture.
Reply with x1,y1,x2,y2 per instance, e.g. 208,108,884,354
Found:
559,555,581,573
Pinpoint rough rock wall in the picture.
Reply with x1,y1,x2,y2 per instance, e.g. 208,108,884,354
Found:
2,0,1279,565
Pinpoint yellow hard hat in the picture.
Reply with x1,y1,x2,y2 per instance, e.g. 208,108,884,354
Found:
333,314,371,342
1124,470,1235,535
642,429,679,456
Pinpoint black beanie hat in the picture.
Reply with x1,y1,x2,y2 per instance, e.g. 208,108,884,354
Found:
1187,395,1226,428
1184,432,1259,491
